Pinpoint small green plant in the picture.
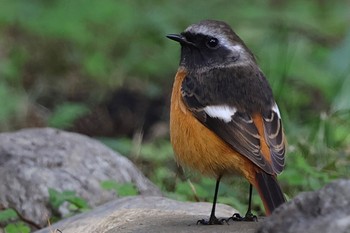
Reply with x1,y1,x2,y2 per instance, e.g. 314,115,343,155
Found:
4,222,31,233
0,208,31,233
48,188,90,218
100,180,138,197
0,209,17,222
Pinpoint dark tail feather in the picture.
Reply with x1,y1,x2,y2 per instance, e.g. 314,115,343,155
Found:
253,171,286,215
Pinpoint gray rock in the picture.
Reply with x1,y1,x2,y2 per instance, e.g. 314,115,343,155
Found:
257,179,350,233
35,196,261,233
0,128,161,227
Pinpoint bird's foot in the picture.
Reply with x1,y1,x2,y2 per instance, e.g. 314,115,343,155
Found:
197,215,226,225
226,212,258,222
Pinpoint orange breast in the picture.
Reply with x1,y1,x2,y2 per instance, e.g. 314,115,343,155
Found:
169,68,256,181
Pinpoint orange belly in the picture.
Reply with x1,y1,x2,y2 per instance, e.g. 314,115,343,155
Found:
169,68,255,181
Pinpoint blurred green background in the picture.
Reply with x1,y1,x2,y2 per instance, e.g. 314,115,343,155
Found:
1,0,350,222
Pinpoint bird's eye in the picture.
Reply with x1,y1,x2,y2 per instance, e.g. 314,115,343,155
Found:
206,37,219,49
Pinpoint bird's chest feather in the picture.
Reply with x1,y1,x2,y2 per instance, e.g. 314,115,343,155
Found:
169,68,251,177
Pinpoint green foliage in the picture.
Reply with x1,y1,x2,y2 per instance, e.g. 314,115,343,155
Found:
47,102,89,129
98,137,133,156
48,188,90,216
4,222,30,233
0,83,24,129
0,209,17,222
100,180,138,197
0,209,30,233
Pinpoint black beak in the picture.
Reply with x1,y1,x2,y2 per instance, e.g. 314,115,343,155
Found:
166,34,185,43
166,34,194,46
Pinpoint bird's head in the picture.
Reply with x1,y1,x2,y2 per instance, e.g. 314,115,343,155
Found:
167,20,256,71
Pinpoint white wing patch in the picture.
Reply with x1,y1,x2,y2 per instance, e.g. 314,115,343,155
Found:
204,105,237,123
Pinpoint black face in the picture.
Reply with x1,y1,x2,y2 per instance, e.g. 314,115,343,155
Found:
178,32,240,70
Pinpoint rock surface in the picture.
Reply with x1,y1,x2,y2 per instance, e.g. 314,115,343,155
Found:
0,128,161,228
257,179,350,233
35,196,261,233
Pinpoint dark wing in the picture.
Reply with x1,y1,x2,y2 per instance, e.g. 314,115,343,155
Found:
181,70,285,175
262,109,285,174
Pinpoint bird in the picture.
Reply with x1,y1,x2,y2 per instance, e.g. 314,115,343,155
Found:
167,20,286,225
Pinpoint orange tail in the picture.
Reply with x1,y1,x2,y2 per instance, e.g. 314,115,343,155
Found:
253,171,286,215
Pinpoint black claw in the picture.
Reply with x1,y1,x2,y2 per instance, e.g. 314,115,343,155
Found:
232,213,244,221
220,218,230,225
197,219,209,225
244,212,258,222
225,212,258,222
197,216,224,225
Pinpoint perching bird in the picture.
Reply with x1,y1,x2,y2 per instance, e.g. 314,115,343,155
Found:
167,20,286,225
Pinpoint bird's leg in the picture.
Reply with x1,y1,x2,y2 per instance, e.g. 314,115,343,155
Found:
197,177,224,225
243,184,258,221
226,184,258,222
